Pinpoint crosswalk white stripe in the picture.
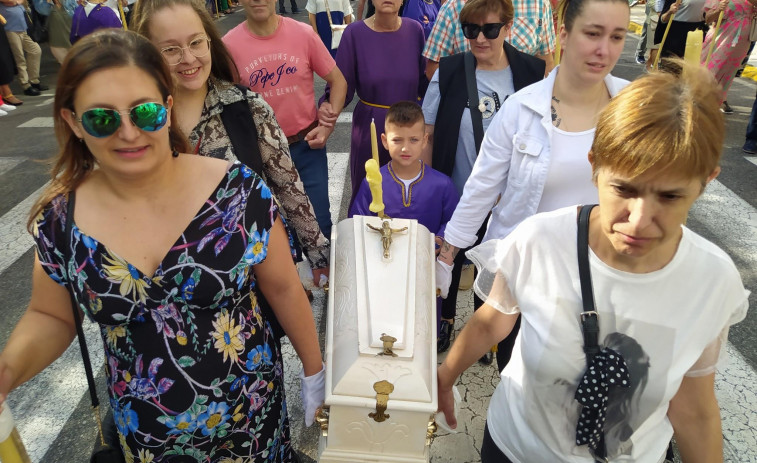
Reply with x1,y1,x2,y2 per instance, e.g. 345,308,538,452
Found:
34,98,55,107
16,117,55,128
0,157,24,176
0,183,48,275
8,319,104,463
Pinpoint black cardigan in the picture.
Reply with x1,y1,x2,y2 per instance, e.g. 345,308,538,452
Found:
432,42,546,177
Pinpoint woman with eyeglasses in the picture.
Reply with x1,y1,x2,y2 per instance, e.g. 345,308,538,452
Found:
0,29,324,461
420,0,545,357
434,0,630,371
132,0,331,288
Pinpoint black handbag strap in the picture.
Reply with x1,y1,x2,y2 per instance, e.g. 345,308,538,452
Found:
577,204,600,363
64,192,107,447
220,86,264,178
463,52,485,154
577,204,607,462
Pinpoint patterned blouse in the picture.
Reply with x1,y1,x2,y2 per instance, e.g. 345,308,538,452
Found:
189,78,330,269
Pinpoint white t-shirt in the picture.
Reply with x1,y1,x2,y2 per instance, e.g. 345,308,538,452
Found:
305,0,352,17
536,127,597,213
467,207,749,463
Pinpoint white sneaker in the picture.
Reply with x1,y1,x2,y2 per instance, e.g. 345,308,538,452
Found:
0,103,16,111
0,109,7,116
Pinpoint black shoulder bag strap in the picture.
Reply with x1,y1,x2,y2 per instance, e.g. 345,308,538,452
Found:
63,192,101,417
220,85,264,178
463,52,485,154
577,204,607,462
64,193,124,462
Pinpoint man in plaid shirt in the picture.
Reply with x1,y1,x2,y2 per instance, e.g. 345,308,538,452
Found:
423,0,555,80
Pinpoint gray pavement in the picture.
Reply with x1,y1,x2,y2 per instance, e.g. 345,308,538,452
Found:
0,5,756,462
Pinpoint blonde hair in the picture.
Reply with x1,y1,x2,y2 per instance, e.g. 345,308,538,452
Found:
27,30,189,232
591,62,724,182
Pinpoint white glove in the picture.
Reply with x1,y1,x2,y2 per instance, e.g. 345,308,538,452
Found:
299,362,326,427
436,259,453,299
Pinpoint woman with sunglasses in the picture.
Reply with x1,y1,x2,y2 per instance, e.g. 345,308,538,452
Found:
320,0,427,206
420,0,545,357
132,0,331,287
435,0,630,370
0,29,324,461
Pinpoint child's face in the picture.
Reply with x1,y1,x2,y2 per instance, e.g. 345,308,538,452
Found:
382,121,427,169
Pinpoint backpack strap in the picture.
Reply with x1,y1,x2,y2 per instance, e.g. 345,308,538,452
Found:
220,85,264,177
463,52,485,154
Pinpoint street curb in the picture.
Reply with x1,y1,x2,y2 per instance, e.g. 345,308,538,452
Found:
628,20,757,82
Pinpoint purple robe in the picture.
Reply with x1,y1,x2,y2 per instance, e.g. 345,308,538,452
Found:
333,20,426,206
349,161,458,332
70,4,122,44
349,162,459,237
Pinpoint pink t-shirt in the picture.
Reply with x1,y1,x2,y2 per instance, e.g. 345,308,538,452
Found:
223,17,336,137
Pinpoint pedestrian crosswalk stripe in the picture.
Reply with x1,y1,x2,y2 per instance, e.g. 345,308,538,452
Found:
337,112,352,123
17,117,55,128
745,156,757,167
34,98,55,107
0,157,24,176
0,183,48,275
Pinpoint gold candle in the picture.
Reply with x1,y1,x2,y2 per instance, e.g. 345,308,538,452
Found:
370,118,379,164
684,29,703,69
365,159,385,218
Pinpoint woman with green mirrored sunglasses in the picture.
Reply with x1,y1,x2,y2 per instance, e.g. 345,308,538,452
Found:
4,28,325,463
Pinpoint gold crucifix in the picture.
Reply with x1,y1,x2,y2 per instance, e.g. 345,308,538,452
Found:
366,220,407,259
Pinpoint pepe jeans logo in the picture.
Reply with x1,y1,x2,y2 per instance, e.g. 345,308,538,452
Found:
243,54,303,99
248,62,299,88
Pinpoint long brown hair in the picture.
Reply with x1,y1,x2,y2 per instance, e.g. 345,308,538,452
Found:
131,0,240,83
27,29,190,232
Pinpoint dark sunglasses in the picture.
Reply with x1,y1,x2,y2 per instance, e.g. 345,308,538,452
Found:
74,102,168,138
461,22,507,40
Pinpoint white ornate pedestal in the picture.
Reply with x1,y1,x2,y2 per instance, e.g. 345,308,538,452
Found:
318,216,438,463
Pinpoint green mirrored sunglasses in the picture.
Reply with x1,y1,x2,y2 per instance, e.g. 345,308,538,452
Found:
75,102,168,138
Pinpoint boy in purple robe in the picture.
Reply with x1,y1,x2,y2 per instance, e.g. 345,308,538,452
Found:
350,101,459,336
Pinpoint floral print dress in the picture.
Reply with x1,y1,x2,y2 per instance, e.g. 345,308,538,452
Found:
701,0,756,101
33,163,295,462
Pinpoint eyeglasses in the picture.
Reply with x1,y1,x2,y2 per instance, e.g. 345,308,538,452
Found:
74,102,168,138
159,36,211,66
461,22,507,40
